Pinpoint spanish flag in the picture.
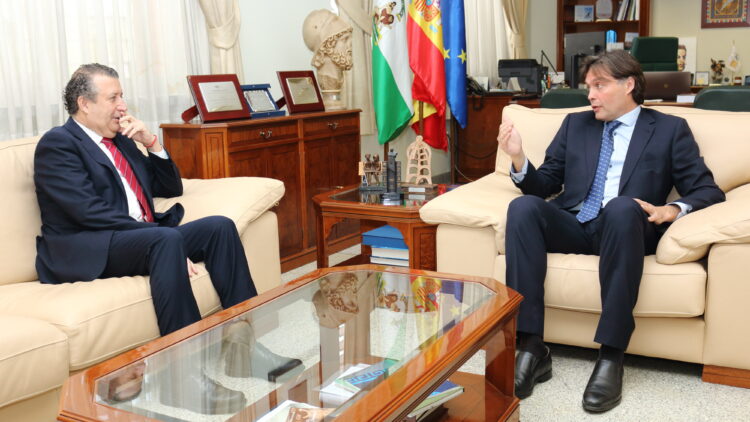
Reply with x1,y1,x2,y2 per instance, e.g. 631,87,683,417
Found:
407,0,448,151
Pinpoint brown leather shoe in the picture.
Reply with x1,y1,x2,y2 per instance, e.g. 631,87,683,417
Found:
514,346,552,399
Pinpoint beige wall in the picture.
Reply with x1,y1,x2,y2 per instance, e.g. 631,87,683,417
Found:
528,0,750,77
651,0,750,75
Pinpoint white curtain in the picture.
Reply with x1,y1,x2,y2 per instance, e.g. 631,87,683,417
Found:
336,0,376,136
501,0,528,59
0,0,210,141
198,0,244,80
465,0,510,88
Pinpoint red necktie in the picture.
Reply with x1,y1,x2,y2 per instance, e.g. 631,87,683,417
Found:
101,138,154,222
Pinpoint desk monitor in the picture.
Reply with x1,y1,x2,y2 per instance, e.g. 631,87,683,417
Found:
498,59,542,95
643,71,692,101
564,31,606,88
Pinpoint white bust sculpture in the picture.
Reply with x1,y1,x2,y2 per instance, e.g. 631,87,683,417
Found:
302,10,353,110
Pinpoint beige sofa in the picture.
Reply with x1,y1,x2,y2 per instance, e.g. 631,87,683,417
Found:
420,105,750,387
0,136,285,421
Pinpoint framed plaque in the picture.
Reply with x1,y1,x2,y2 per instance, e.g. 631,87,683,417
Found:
187,74,251,122
277,70,325,114
240,84,286,119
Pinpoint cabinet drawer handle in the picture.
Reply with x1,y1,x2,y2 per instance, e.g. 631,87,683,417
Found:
327,122,339,130
259,130,272,139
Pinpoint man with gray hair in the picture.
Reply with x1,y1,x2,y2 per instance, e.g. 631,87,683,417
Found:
33,64,302,413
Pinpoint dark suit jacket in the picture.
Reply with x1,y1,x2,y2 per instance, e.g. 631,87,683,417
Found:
34,118,185,284
516,107,725,214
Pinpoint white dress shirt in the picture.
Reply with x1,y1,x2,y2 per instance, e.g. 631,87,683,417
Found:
73,119,168,222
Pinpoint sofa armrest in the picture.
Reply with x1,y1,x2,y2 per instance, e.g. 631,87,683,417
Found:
656,183,750,265
420,173,521,254
154,177,284,233
703,243,750,371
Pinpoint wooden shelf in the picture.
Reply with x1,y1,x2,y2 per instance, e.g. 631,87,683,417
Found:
556,0,651,72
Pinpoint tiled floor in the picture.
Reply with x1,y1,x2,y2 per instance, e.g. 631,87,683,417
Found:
281,254,750,422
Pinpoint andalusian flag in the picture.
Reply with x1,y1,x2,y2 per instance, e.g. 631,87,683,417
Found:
408,0,448,151
372,0,414,144
441,0,467,128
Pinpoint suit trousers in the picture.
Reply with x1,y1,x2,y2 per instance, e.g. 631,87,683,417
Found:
101,215,258,335
505,196,659,350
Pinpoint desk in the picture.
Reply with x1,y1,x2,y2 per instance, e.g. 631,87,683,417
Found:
161,110,362,272
451,95,539,183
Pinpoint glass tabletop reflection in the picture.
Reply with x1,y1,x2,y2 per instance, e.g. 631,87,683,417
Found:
95,269,495,421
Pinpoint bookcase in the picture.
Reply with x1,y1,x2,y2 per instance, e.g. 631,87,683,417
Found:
556,0,651,71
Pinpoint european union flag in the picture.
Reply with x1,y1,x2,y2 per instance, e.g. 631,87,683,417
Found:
441,0,467,128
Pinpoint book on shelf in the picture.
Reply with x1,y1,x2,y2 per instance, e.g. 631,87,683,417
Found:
371,246,409,260
370,255,409,267
401,184,437,193
321,362,463,420
362,225,407,249
403,404,448,422
334,358,399,393
406,379,463,418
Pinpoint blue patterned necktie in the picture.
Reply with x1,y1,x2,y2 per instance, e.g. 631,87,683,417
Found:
576,120,623,223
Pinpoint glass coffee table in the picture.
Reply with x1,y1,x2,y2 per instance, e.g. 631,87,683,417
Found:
58,265,521,421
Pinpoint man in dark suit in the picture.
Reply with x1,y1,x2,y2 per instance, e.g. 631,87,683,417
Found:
34,64,301,413
498,51,724,412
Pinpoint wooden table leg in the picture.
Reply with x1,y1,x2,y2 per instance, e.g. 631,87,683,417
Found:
317,216,344,268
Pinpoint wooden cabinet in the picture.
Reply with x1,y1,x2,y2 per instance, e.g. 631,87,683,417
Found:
160,110,361,272
451,95,540,183
556,0,651,71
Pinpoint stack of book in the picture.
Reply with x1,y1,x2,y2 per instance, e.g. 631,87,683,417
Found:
319,361,464,422
362,225,409,267
401,184,437,201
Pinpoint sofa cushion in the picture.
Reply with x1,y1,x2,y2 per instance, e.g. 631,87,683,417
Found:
0,264,220,370
657,183,750,264
649,106,750,193
496,105,590,175
154,177,284,232
0,137,42,286
0,315,68,408
495,254,707,317
420,173,520,254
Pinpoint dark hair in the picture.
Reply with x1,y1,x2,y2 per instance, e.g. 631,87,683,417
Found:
580,50,645,105
63,63,119,115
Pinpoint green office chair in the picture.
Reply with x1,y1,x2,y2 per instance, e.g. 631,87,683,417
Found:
693,86,750,111
540,89,590,108
630,37,678,71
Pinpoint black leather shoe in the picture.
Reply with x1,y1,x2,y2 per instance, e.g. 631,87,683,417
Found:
160,372,247,415
514,347,552,399
223,322,303,382
582,358,623,413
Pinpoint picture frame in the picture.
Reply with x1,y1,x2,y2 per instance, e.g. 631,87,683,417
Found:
701,0,750,28
240,84,286,119
695,71,710,86
574,5,595,22
187,74,251,122
276,71,325,114
744,75,750,86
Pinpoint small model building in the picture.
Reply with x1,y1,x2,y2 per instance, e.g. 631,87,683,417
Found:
405,135,432,185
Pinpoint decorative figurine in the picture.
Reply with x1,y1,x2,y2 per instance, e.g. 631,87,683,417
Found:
383,149,401,203
359,153,385,192
404,135,433,185
302,10,353,110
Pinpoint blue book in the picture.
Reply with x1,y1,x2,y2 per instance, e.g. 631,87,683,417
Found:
362,225,407,249
334,359,399,393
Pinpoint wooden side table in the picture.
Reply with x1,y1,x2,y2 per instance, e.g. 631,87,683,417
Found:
313,185,437,270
